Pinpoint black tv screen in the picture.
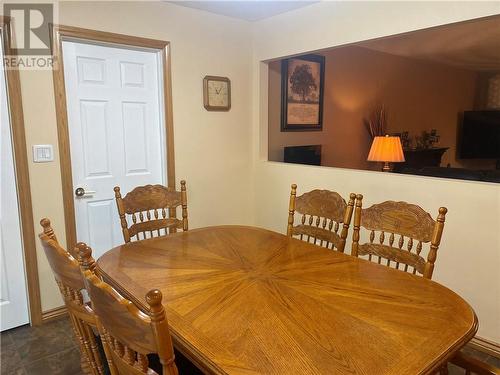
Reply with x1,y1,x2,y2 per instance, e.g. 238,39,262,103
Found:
460,111,500,159
284,145,321,166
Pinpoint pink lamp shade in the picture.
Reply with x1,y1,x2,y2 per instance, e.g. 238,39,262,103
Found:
367,135,405,163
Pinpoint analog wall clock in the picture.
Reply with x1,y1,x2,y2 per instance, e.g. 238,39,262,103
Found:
203,75,231,111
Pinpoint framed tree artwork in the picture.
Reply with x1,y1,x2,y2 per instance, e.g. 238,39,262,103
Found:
281,54,325,131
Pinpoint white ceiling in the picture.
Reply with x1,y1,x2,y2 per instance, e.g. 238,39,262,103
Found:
167,1,318,22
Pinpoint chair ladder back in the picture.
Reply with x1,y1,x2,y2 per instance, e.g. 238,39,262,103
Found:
287,184,355,252
114,181,188,243
79,244,178,375
39,219,86,295
38,219,106,375
351,197,448,279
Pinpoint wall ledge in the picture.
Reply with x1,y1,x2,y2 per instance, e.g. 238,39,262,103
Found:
258,160,500,187
469,336,500,359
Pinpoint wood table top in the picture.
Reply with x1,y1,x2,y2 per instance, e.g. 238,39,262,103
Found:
96,225,477,375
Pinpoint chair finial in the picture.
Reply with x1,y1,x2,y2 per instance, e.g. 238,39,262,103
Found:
76,242,96,272
40,217,51,229
146,289,162,307
40,218,57,241
355,194,363,206
438,207,448,217
146,289,165,321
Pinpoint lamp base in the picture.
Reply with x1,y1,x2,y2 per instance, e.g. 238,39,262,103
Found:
382,162,391,172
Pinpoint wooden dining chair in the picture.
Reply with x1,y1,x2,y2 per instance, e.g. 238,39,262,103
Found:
351,195,447,279
287,184,356,252
448,351,500,375
38,219,106,375
114,181,188,243
78,242,179,375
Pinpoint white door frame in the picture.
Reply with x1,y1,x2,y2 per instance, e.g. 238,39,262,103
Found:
51,24,176,258
0,16,42,326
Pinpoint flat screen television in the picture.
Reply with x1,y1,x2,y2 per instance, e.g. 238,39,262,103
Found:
284,145,321,166
459,110,500,159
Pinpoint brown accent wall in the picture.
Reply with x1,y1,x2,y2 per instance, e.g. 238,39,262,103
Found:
269,45,482,169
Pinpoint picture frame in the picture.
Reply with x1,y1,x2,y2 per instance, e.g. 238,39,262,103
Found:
281,54,325,132
203,75,231,111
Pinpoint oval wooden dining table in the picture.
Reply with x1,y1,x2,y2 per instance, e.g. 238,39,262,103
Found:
96,225,477,375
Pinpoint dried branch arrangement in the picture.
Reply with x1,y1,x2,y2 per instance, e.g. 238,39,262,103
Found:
364,104,387,139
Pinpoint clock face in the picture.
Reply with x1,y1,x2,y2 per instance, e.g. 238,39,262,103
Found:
207,80,229,108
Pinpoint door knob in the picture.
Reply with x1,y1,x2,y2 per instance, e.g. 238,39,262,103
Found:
75,187,96,197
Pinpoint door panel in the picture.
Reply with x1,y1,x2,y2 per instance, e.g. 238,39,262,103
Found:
87,199,116,253
0,34,29,331
122,101,149,175
63,41,165,258
80,100,111,177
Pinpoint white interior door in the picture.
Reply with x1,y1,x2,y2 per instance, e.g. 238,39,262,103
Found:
62,40,166,258
0,34,30,331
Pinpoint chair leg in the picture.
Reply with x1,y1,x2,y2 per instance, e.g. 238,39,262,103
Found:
451,349,500,375
84,324,106,375
68,314,94,374
439,363,449,375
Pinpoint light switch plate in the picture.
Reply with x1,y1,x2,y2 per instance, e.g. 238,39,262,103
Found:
32,144,54,163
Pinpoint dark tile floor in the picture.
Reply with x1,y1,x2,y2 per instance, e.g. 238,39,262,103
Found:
1,317,82,374
0,318,82,375
1,316,499,374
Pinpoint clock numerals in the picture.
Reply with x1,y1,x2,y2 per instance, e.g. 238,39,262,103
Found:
208,81,228,106
204,76,231,111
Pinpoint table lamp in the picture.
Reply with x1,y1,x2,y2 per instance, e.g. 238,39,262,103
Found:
367,135,405,172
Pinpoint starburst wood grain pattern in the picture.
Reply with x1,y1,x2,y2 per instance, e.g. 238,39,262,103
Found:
97,226,477,375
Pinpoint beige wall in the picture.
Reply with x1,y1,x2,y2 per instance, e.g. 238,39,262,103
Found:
269,45,478,169
5,1,254,311
254,2,500,343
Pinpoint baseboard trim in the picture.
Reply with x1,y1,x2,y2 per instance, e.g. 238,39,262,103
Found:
41,305,67,323
468,336,500,359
